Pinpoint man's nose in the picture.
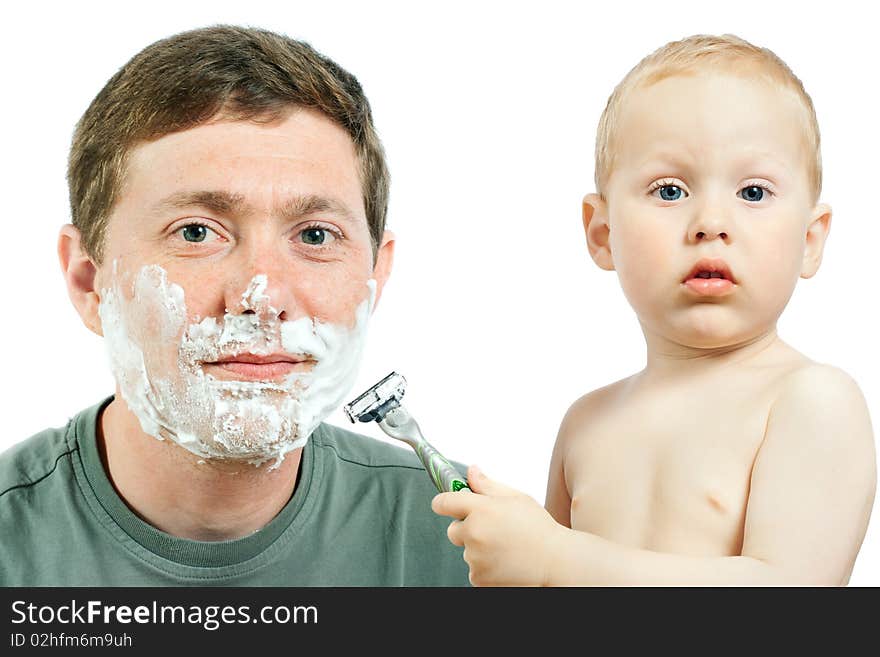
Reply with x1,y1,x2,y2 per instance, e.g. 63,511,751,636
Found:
686,201,732,244
224,244,297,321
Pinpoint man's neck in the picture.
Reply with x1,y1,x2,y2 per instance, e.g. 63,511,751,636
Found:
98,395,302,541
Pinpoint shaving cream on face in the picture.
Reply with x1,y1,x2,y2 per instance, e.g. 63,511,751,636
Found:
99,264,375,468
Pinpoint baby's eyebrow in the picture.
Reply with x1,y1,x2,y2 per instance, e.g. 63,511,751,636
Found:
730,150,791,172
634,151,692,171
634,150,791,178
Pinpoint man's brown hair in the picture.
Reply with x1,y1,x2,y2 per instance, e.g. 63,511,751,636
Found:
68,24,389,263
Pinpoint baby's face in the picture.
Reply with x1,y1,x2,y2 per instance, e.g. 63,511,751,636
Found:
596,72,829,349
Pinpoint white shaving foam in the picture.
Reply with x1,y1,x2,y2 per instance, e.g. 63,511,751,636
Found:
99,264,375,468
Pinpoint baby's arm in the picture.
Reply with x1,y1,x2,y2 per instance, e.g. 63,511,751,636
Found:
544,420,572,528
546,364,876,585
433,365,875,586
735,365,875,584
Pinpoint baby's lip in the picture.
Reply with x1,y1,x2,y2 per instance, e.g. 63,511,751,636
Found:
682,257,737,284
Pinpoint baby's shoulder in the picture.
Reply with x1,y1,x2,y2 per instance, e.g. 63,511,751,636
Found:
766,362,872,452
771,362,865,407
556,376,633,444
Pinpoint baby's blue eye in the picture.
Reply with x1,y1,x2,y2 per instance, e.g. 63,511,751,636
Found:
740,186,765,202
181,225,208,242
657,185,685,201
301,228,327,245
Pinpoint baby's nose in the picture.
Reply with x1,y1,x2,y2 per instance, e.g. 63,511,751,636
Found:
694,228,728,241
688,211,732,243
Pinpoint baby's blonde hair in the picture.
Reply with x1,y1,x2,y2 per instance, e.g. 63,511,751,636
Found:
594,34,822,203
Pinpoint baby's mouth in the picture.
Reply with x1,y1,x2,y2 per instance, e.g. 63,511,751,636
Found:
682,258,737,297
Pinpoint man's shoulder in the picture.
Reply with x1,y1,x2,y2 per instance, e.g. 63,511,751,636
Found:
312,421,429,472
0,418,76,500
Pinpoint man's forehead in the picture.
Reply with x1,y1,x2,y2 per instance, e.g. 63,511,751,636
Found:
109,111,368,229
124,110,361,182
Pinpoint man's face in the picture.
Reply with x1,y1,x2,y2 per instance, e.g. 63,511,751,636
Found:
602,72,822,349
93,108,390,465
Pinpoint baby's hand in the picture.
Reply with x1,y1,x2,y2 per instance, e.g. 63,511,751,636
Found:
431,465,566,586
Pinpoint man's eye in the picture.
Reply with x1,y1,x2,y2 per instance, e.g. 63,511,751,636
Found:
653,184,687,201
739,185,767,202
179,224,213,243
300,227,336,246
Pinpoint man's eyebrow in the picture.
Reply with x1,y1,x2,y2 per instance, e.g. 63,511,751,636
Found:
154,190,248,215
153,191,357,222
278,194,357,223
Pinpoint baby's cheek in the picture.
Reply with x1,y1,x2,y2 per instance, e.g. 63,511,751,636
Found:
612,229,672,317
752,223,803,282
615,226,673,286
741,231,804,319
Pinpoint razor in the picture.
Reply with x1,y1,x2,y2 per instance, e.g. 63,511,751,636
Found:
344,372,469,493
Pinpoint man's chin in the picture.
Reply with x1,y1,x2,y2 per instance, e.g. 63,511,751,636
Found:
178,450,302,474
165,431,306,471
153,402,309,469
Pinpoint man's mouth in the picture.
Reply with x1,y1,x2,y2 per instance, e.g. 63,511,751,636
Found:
682,258,737,297
204,353,315,381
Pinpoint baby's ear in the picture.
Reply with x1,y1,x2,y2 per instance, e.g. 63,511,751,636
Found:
582,193,614,271
801,203,832,279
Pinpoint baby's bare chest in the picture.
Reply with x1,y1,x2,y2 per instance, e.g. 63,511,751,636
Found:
566,389,773,555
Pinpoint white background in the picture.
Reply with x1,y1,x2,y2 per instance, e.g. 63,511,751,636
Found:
2,0,877,584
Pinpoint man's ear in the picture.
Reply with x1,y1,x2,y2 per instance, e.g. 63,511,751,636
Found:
58,224,103,336
583,193,614,271
370,229,395,310
801,203,832,279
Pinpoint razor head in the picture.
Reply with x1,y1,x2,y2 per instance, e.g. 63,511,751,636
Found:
344,372,407,424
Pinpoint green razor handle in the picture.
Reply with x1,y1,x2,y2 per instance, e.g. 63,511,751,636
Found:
413,440,470,493
379,407,470,493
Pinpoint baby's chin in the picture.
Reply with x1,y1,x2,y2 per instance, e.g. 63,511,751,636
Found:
642,309,776,352
674,334,749,351
662,322,776,352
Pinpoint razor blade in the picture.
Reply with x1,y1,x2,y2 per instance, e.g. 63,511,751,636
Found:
344,371,407,423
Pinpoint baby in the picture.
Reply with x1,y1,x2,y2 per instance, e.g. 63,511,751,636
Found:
433,34,876,585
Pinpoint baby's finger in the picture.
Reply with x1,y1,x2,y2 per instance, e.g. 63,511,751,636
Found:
446,520,464,547
431,490,478,519
467,465,521,498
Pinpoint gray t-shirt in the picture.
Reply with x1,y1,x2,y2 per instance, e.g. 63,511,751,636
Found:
0,398,469,586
